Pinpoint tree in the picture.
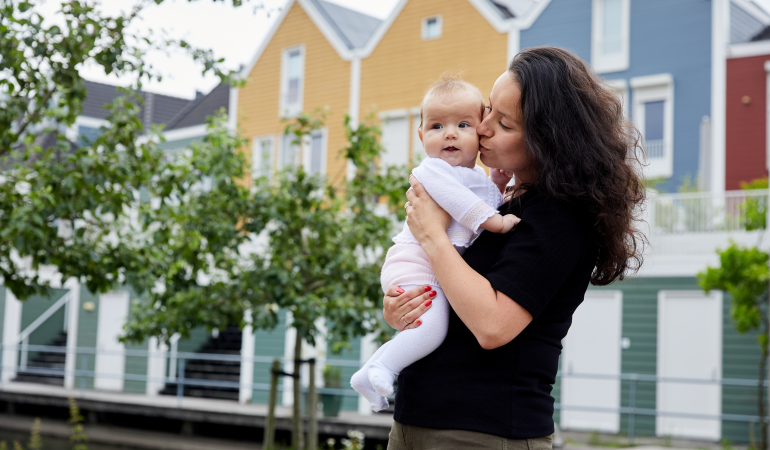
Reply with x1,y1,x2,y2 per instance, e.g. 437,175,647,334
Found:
123,111,409,448
0,0,244,301
699,242,769,450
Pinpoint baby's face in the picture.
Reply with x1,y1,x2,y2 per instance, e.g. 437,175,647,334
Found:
419,91,481,169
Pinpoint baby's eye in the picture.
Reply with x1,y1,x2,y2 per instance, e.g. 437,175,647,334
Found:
459,122,470,128
431,123,443,129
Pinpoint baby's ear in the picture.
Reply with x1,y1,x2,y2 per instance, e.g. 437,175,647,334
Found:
418,127,423,143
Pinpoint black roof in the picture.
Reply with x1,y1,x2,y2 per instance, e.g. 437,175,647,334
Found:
82,80,191,131
166,82,230,130
752,24,770,41
490,1,516,18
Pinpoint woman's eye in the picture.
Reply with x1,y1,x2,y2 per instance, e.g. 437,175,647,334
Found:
485,106,491,111
499,122,512,131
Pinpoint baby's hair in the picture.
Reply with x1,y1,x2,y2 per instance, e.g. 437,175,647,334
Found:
419,72,486,129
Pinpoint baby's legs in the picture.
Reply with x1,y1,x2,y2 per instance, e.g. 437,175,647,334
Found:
368,285,449,397
350,341,391,411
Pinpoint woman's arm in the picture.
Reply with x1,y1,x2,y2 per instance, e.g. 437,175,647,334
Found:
405,178,532,349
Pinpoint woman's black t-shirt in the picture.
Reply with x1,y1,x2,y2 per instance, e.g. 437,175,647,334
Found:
393,187,598,439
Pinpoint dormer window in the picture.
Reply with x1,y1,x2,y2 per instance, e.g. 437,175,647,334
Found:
280,46,305,117
422,16,442,41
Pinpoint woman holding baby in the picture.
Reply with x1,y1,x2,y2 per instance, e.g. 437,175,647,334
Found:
380,47,646,449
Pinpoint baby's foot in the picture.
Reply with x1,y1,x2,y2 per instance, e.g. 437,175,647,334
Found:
368,366,395,397
351,368,389,411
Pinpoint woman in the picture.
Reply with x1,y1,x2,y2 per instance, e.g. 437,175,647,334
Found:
382,47,646,449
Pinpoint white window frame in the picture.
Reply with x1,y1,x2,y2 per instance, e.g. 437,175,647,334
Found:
631,73,674,179
605,79,628,117
422,15,442,41
303,127,328,176
279,45,305,118
591,0,631,74
252,135,275,178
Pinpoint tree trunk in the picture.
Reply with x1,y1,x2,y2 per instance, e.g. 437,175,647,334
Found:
292,332,304,450
760,349,767,450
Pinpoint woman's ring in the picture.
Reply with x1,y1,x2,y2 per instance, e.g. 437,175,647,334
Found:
404,201,410,212
401,314,408,325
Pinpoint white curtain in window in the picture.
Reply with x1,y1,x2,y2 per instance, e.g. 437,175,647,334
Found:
601,0,623,55
309,133,324,175
281,134,300,167
286,50,302,105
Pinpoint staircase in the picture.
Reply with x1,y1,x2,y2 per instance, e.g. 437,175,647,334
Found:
13,331,67,386
160,325,243,400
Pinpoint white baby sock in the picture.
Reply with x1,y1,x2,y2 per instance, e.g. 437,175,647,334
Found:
350,340,391,411
367,360,396,397
350,368,388,411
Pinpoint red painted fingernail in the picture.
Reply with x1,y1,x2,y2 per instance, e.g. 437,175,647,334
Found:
396,288,404,294
416,320,422,325
424,286,431,292
424,300,432,307
429,291,437,297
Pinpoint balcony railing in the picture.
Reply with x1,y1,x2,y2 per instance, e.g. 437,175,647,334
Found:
650,189,768,235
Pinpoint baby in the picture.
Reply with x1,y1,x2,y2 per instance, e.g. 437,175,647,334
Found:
350,75,518,411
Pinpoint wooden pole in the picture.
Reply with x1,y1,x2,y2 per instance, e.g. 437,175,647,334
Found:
292,335,303,450
263,359,280,450
306,358,317,450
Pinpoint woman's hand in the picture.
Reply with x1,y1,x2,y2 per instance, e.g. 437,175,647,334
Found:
404,176,451,245
490,168,513,194
383,284,437,331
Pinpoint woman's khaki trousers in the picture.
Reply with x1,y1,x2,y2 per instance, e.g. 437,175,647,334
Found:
387,421,554,450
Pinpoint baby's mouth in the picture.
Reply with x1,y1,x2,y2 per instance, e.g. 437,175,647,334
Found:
443,146,459,152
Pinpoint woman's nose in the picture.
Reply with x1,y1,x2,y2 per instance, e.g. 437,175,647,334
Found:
478,114,492,137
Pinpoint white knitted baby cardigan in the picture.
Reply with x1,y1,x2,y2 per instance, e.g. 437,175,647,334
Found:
392,157,504,248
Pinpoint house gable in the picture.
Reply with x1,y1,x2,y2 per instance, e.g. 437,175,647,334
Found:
238,0,352,179
360,0,510,116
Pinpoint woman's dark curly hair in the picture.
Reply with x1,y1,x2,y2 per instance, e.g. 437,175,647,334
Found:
508,46,646,285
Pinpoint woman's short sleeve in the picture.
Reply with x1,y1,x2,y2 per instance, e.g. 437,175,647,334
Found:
485,198,592,319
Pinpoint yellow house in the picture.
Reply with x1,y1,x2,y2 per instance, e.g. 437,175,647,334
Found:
235,0,552,183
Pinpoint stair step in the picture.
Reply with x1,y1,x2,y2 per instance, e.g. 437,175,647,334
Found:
14,374,65,386
26,361,65,369
180,372,241,382
31,354,66,363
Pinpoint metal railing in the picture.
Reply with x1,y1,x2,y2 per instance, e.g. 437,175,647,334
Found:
650,189,768,234
646,139,665,159
0,343,360,401
0,343,767,442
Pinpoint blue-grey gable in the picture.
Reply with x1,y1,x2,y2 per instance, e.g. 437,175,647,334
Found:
731,1,767,43
311,0,382,49
521,0,712,192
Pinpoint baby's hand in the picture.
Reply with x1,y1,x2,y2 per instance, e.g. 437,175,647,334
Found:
490,168,514,194
500,214,520,234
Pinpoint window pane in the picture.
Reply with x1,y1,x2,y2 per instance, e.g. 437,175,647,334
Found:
288,51,302,78
310,133,323,174
602,0,623,55
645,100,665,158
288,79,299,104
258,139,272,173
425,17,439,39
286,50,302,106
282,135,299,167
